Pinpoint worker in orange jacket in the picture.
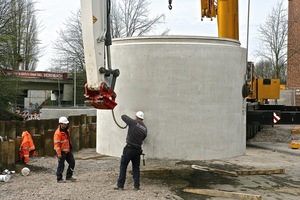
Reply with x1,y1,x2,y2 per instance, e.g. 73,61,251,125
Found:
19,131,36,163
53,116,76,183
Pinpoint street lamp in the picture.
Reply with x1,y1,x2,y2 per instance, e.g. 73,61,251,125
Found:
74,65,77,107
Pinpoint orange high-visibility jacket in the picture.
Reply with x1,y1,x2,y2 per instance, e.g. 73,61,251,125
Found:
19,131,36,163
53,126,71,157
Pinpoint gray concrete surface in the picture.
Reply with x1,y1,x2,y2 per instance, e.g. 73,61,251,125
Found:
96,36,247,160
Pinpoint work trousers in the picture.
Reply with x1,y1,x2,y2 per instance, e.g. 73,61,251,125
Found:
117,145,142,189
56,151,75,181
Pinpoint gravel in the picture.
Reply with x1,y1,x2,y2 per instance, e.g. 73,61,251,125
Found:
248,125,293,143
1,125,300,200
0,148,184,200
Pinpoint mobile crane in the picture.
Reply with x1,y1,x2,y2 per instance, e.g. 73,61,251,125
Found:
81,0,300,140
200,0,300,139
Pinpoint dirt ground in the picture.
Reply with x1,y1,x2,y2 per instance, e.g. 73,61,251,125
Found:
1,125,300,200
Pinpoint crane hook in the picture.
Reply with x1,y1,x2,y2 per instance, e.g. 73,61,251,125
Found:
168,0,172,10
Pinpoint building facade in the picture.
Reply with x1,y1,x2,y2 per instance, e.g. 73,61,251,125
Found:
287,0,300,105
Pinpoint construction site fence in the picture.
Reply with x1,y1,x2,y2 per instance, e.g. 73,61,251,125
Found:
0,114,97,169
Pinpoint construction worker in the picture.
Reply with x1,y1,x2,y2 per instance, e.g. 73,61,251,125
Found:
114,111,147,190
53,116,76,183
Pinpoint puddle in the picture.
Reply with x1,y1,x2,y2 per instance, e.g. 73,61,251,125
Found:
145,167,239,200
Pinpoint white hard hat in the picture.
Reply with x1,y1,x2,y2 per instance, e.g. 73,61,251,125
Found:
21,167,30,176
59,116,69,124
135,111,144,120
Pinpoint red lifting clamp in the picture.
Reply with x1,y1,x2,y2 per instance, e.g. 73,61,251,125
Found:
84,82,117,109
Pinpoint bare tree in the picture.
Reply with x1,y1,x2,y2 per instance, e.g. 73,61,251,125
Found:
50,10,85,73
111,0,167,37
0,0,41,70
22,1,40,70
0,1,11,34
48,0,167,72
254,60,273,79
255,1,288,83
0,0,12,68
254,59,286,84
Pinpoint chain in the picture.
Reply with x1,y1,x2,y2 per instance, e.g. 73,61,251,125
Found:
112,109,127,129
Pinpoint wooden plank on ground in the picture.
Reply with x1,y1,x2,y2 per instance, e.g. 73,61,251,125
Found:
183,188,262,200
191,165,238,177
292,126,300,134
236,168,285,175
290,140,300,149
75,155,109,160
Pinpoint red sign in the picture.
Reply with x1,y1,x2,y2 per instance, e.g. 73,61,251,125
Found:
273,112,281,123
2,69,68,79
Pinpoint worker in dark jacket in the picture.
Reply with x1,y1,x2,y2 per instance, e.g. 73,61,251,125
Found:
114,111,147,190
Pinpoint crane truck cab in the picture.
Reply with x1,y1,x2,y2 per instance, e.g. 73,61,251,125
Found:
243,61,280,103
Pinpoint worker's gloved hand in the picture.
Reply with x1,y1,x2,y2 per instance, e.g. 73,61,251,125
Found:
57,155,62,161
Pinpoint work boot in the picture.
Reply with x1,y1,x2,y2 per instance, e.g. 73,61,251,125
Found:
66,177,76,182
134,187,140,191
57,179,66,183
113,186,123,190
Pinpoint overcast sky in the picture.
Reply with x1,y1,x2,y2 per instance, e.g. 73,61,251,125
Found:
35,0,287,71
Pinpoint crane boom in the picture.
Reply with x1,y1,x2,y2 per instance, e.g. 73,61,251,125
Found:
201,0,239,40
81,0,119,109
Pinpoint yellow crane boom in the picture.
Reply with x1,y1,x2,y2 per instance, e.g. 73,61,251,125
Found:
201,0,239,40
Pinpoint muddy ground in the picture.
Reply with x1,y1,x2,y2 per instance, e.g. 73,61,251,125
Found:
1,125,300,200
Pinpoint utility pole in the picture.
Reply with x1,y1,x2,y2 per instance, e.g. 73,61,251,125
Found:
58,78,61,107
74,65,77,107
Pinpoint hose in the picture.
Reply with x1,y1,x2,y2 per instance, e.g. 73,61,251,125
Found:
112,109,127,129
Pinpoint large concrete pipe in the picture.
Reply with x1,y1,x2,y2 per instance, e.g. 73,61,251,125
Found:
96,36,246,160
